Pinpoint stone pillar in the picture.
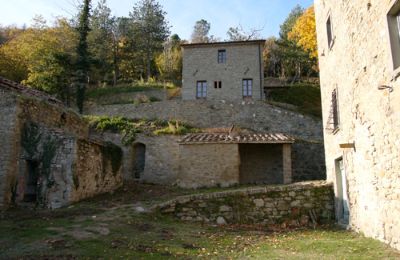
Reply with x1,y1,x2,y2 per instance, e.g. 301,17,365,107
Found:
283,144,292,184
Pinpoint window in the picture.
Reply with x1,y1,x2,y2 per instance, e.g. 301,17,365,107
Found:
332,88,340,131
196,81,207,99
214,81,222,89
388,2,400,70
326,15,334,48
218,50,226,63
242,79,253,98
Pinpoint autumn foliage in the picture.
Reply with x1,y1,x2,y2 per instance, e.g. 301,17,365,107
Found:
288,6,318,59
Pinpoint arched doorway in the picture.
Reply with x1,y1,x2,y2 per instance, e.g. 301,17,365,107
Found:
132,143,146,179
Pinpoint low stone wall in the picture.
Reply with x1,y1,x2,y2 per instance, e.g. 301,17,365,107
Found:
155,181,334,226
90,88,169,105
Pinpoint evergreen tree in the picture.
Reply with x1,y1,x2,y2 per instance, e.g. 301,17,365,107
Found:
130,0,170,81
75,0,91,113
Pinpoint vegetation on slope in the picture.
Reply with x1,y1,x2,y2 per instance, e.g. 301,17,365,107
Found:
268,83,322,118
85,116,198,145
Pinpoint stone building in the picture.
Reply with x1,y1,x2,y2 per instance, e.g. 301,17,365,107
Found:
177,133,294,188
315,0,400,250
181,40,265,101
0,77,123,209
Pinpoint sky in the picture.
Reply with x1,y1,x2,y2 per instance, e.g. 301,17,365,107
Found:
0,0,313,40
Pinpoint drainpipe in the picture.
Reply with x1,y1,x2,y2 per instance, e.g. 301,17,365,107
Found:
258,43,263,100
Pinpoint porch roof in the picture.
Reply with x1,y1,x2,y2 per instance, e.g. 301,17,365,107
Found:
178,133,295,145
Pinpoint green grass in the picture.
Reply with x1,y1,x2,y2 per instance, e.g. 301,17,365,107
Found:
1,183,399,259
84,116,199,145
268,84,322,119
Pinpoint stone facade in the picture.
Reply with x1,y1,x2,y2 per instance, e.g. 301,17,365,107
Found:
178,144,240,188
0,80,123,209
155,181,334,226
315,0,400,250
88,100,327,183
182,40,265,101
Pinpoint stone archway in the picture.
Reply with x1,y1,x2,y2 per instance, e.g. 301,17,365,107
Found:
132,143,146,179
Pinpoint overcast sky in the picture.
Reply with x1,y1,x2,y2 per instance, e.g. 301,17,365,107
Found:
0,0,313,40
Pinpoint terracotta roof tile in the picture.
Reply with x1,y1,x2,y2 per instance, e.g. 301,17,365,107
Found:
0,76,63,105
179,133,295,144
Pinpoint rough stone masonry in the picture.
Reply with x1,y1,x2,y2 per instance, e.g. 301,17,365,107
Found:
315,0,400,250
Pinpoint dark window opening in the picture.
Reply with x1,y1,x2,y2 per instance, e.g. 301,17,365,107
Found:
214,81,218,89
332,88,340,131
196,81,207,99
388,3,400,70
132,143,146,179
218,49,226,63
24,160,39,202
327,16,334,48
218,81,222,88
243,79,253,98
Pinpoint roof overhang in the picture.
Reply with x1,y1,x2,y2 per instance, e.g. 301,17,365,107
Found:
181,40,266,49
178,133,295,145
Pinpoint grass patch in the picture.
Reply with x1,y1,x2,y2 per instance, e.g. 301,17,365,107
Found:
268,83,322,118
1,183,399,259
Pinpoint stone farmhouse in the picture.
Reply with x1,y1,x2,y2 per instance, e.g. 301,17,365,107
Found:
181,40,265,101
315,0,400,250
0,77,123,209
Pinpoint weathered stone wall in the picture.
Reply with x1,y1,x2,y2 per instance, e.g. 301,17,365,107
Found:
178,144,240,188
182,42,264,101
156,181,334,226
70,139,123,204
0,90,19,207
315,0,400,250
239,144,283,184
89,88,169,105
0,88,123,208
88,100,326,182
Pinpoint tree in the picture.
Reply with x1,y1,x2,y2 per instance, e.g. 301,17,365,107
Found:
89,0,115,85
75,0,91,113
264,37,281,77
227,25,262,41
288,6,318,59
191,19,210,43
155,34,183,84
130,0,170,81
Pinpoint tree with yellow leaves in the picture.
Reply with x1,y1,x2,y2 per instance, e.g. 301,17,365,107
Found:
288,5,318,60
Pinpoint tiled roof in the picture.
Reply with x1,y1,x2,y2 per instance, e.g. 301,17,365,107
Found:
179,133,295,144
0,76,63,105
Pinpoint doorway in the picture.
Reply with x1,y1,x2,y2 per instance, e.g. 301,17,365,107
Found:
132,143,146,179
24,160,39,202
335,158,350,225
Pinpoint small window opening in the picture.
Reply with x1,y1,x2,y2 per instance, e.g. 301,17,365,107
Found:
332,88,340,131
243,79,253,98
218,50,226,63
388,2,400,70
327,15,334,48
132,143,146,179
218,81,222,88
196,81,207,99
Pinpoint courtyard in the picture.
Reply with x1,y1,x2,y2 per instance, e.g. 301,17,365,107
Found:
1,183,399,259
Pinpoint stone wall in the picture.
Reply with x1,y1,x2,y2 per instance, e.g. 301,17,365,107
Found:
182,41,264,101
156,181,334,226
89,88,169,105
239,144,283,184
0,88,123,208
177,144,240,188
70,139,123,204
88,100,326,182
315,0,400,250
0,91,19,207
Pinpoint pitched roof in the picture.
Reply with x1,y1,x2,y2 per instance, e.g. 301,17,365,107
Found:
181,39,266,48
178,133,295,145
0,76,63,105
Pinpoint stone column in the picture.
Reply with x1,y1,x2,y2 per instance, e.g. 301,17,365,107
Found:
282,144,292,184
